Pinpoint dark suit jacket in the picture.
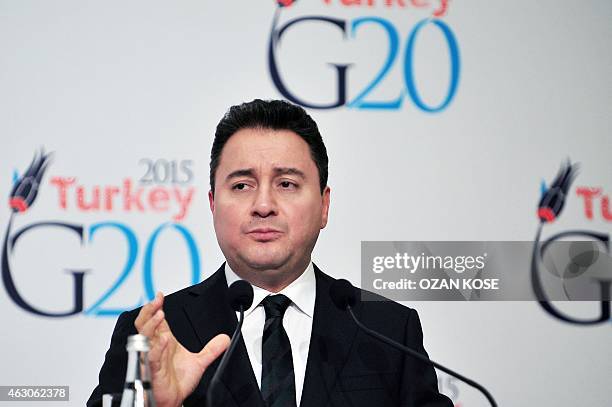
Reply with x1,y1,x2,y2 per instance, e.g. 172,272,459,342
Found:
88,264,453,407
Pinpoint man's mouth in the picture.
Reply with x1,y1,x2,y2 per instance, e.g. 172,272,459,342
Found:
247,228,283,242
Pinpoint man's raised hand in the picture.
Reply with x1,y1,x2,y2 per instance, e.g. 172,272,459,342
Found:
134,292,230,407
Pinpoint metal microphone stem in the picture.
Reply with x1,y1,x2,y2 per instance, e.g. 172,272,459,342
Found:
347,306,497,407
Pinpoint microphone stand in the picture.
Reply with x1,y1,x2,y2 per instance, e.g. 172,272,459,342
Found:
205,305,246,407
346,306,498,407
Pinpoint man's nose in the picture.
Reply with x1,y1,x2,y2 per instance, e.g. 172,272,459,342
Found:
251,185,278,218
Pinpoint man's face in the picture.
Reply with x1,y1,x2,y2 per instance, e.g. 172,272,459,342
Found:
209,128,330,289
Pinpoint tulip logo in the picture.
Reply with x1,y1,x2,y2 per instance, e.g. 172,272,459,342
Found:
537,160,579,223
276,0,296,7
8,149,52,213
2,149,87,317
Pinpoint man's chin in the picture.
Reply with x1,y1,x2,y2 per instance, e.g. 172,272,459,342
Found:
221,242,287,271
243,258,288,271
237,251,291,272
231,252,309,291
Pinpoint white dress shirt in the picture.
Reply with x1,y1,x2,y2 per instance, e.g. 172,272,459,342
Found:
224,262,316,407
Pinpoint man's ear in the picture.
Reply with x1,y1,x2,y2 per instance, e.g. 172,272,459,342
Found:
320,186,330,229
208,190,215,213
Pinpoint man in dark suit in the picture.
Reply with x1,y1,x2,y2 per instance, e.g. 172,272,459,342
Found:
88,99,453,407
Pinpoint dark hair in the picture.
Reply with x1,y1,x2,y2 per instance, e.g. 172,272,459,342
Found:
210,99,328,195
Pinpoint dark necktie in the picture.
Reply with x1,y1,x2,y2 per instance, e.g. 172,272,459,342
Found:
260,294,297,407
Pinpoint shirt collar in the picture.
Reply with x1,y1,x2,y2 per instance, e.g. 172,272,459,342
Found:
224,261,316,318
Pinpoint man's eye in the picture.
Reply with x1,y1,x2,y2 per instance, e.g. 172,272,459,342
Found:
279,181,297,189
233,183,249,190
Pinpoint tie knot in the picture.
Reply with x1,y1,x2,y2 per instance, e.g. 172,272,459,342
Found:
262,294,292,318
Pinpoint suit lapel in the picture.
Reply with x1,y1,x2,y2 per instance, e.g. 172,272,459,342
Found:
300,265,360,407
183,264,264,407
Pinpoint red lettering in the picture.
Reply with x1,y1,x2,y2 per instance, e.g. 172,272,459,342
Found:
50,176,76,209
602,195,612,221
123,179,144,212
77,186,100,211
49,176,196,219
576,187,602,220
324,0,443,10
149,188,170,212
104,186,120,211
411,0,428,6
173,188,195,221
433,0,449,17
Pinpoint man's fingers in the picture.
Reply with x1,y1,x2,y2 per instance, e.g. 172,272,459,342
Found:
138,309,165,338
157,317,173,335
134,292,164,331
149,332,169,373
197,334,231,369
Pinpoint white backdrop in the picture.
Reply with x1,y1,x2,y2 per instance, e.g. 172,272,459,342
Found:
1,1,611,406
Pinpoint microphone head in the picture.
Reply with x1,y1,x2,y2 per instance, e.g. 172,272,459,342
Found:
227,280,254,311
329,279,357,310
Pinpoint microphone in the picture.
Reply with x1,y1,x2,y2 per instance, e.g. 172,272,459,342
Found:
330,279,497,407
206,280,254,406
227,279,255,312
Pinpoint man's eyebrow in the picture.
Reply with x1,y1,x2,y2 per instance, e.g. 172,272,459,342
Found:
225,168,255,181
224,167,306,182
273,167,306,179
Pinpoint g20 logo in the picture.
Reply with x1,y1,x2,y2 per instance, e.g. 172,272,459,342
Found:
2,151,201,318
3,220,200,318
269,13,460,111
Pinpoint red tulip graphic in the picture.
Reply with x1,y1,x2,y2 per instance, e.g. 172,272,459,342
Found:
537,160,579,223
277,0,296,8
9,150,52,213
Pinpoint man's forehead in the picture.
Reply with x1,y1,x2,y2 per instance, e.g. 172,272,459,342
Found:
218,128,314,173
